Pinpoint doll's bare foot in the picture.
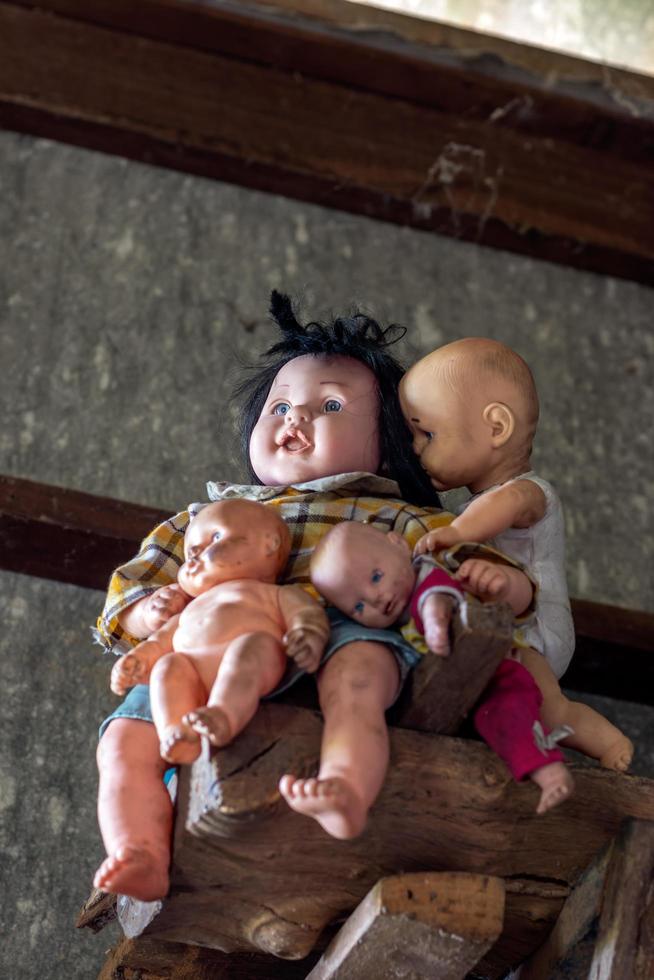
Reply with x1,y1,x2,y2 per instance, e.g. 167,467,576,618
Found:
159,723,201,764
531,762,574,815
279,774,367,839
185,706,233,748
93,844,169,901
600,735,633,772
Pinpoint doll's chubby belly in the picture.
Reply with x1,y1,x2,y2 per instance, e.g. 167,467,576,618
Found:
172,579,285,655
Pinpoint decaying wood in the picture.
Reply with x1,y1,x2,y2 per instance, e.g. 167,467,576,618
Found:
97,935,320,979
117,704,654,969
306,872,504,980
395,599,513,733
521,818,654,979
1,1,654,284
75,887,116,933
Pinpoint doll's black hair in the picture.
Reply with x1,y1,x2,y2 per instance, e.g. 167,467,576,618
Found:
232,291,439,508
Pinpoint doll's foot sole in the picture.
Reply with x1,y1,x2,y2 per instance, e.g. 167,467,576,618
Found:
160,724,201,764
185,707,233,748
532,762,574,815
93,845,169,901
279,774,367,839
600,736,634,772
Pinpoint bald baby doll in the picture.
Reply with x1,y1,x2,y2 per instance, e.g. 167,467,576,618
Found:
110,499,329,764
400,338,633,773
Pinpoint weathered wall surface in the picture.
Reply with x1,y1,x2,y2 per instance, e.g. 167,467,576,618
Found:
1,130,652,978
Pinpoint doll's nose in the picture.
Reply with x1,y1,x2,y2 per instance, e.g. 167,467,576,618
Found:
286,404,310,423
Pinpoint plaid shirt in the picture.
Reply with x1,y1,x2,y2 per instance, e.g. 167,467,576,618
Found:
95,472,458,655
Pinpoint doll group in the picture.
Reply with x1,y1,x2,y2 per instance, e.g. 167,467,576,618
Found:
93,291,633,902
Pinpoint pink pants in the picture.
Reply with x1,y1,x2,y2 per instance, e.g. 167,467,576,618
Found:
474,659,564,781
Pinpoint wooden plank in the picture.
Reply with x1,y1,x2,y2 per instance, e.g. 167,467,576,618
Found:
96,935,320,979
0,474,168,589
1,1,653,283
521,818,654,980
395,598,513,733
305,872,505,979
127,703,654,963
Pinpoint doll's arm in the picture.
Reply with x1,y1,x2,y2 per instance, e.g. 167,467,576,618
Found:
456,559,533,616
110,614,180,695
414,481,546,556
279,586,330,674
117,583,191,639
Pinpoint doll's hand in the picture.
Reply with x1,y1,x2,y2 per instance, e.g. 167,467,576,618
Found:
143,584,190,634
284,626,325,674
414,525,464,557
455,559,510,602
420,593,455,656
110,652,149,695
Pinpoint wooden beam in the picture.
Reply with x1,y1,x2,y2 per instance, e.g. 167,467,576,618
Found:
521,818,654,979
125,703,654,970
1,1,653,283
96,935,320,979
0,474,168,590
305,872,505,979
395,598,513,734
2,474,653,702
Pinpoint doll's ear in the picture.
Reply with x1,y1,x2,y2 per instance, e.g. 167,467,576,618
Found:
482,402,515,447
386,530,411,556
263,532,283,557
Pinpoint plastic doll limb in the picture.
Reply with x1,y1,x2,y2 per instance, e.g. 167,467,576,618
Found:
519,647,634,771
149,652,208,764
279,641,399,839
184,631,289,750
117,584,189,640
457,559,533,616
420,592,456,656
95,718,172,900
531,761,574,815
414,525,464,556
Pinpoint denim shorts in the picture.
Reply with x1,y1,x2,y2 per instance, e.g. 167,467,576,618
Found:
98,607,421,738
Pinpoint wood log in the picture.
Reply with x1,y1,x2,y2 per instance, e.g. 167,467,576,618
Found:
521,817,654,980
122,704,654,970
395,599,513,733
97,935,320,979
305,872,505,980
1,1,653,284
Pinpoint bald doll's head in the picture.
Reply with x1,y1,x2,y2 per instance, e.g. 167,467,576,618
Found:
399,338,539,494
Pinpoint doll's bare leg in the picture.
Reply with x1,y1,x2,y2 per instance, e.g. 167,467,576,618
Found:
94,718,172,900
530,761,575,815
186,631,287,748
280,641,399,839
521,649,634,771
149,653,208,764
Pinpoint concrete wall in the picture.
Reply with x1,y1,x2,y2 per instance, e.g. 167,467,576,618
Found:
1,130,652,978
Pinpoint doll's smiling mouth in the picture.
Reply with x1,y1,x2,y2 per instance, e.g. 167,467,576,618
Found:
278,428,312,453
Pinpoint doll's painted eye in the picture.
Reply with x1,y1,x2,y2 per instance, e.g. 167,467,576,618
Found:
272,402,291,415
371,569,383,583
354,601,364,615
323,399,342,413
423,430,434,441
212,531,221,542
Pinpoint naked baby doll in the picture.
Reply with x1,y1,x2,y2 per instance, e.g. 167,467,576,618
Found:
309,520,573,815
110,498,330,764
399,337,633,772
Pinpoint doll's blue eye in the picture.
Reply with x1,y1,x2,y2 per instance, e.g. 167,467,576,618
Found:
212,531,221,542
324,399,342,413
423,430,434,441
371,569,383,583
273,403,291,415
354,601,364,615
